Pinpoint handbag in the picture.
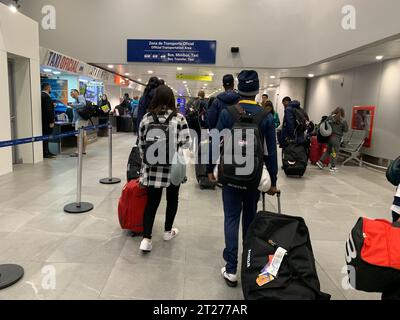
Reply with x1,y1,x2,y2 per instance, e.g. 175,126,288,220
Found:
170,150,187,186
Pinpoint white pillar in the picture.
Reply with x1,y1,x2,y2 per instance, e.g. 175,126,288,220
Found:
0,50,13,175
277,78,307,117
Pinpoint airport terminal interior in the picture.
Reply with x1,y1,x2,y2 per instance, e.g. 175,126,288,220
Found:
0,0,400,301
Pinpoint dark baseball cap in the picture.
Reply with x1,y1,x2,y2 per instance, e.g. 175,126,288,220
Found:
223,74,234,86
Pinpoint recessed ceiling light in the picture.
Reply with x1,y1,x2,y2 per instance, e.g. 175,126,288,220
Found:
43,68,52,73
209,73,215,76
9,5,17,13
107,65,114,69
376,55,384,61
148,70,154,74
53,71,61,75
204,84,208,86
308,74,315,78
269,84,274,87
270,76,276,79
177,67,183,71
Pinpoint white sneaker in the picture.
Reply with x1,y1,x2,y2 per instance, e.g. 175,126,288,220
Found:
139,238,153,252
221,267,238,287
163,228,179,241
316,161,324,170
329,166,338,173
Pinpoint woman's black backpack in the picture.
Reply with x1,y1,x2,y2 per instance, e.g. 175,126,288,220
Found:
143,113,176,166
242,211,331,300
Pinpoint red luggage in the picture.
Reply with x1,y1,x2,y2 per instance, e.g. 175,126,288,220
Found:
346,217,400,293
118,179,147,234
309,136,330,165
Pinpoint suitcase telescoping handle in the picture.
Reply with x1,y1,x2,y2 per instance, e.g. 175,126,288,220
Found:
262,191,282,214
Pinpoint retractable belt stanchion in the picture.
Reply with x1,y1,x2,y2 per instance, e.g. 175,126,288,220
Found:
64,128,94,214
0,264,24,290
100,119,121,185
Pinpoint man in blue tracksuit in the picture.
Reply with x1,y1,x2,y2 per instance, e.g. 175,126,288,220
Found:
280,100,307,147
207,70,279,287
206,74,240,129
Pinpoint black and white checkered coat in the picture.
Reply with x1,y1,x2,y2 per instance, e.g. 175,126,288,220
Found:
138,111,191,188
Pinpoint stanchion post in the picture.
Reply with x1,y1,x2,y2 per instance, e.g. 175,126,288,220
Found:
64,128,94,214
100,120,121,185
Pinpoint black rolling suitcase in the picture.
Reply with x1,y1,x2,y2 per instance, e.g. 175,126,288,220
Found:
127,146,142,182
117,116,133,132
282,142,308,177
196,139,216,190
241,192,331,300
196,163,216,190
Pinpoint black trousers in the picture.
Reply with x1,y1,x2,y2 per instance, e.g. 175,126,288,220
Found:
43,141,50,156
143,184,181,239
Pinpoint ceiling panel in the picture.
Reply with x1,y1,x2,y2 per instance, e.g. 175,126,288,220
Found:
94,36,400,97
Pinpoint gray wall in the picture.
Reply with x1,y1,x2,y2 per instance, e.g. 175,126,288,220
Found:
305,59,400,160
20,0,400,68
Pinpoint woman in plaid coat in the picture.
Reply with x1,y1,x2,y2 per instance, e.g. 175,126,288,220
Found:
138,85,191,253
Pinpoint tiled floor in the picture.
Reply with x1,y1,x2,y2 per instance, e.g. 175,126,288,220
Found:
0,133,394,300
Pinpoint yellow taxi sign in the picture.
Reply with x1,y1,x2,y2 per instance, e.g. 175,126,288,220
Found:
176,74,213,82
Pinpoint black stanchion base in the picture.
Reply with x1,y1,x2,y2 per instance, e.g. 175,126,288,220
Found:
0,264,24,290
99,178,121,185
64,202,94,214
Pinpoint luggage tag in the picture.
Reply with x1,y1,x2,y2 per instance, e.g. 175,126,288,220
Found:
256,255,275,287
266,247,287,278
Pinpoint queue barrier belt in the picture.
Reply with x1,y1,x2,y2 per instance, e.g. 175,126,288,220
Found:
0,124,108,148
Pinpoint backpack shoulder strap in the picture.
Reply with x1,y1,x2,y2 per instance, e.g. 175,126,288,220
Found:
150,113,160,124
227,105,244,123
164,112,176,125
253,108,270,126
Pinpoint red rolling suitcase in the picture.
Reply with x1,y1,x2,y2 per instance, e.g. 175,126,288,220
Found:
309,136,330,165
118,179,147,235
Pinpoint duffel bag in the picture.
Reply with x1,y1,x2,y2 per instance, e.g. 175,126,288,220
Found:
346,217,400,293
242,210,331,300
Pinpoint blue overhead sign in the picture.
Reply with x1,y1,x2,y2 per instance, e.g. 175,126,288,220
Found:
127,39,216,64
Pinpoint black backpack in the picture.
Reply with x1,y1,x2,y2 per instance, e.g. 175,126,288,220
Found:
293,107,308,133
127,146,142,181
242,210,331,300
218,105,269,191
143,112,176,166
317,116,331,144
78,101,97,121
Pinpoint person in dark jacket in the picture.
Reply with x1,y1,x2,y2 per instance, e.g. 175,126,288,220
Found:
207,70,279,288
136,77,161,132
121,93,132,113
98,94,111,114
41,83,56,158
206,74,240,130
280,100,308,147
